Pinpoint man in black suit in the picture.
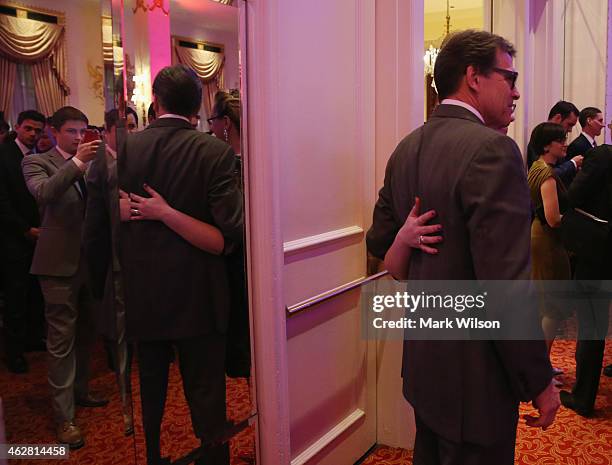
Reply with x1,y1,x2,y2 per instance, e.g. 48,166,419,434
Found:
118,65,243,465
0,110,46,373
562,119,611,417
367,30,559,465
527,101,582,186
566,107,605,162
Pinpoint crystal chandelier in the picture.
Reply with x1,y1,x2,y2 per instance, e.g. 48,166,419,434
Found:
424,0,452,77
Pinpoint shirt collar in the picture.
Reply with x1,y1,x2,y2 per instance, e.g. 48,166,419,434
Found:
158,113,191,123
440,99,485,124
55,145,74,160
15,138,34,156
581,132,596,147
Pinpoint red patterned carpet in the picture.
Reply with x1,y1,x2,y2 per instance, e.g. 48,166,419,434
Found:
0,343,255,465
363,340,612,465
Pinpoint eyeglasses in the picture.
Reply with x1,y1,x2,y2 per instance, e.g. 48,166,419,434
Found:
491,67,518,90
206,115,223,124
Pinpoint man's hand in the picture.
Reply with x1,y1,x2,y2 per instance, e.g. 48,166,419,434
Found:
572,155,584,169
75,140,101,164
24,227,40,242
523,379,560,430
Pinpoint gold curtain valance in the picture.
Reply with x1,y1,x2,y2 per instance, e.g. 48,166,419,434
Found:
215,0,234,5
0,15,63,62
175,45,224,82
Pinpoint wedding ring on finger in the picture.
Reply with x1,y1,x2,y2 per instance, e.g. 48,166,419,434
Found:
418,235,423,245
131,208,140,216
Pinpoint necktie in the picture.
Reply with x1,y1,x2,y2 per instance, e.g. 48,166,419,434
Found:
77,177,88,202
593,140,597,148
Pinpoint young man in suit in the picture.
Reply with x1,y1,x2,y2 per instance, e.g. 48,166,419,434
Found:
367,30,559,465
22,106,108,448
118,65,243,465
566,107,605,161
0,110,46,373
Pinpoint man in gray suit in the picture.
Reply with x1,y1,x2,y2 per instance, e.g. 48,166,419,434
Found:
367,30,559,464
22,106,108,448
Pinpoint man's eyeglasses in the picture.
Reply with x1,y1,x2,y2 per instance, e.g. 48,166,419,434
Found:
492,67,518,90
206,115,222,124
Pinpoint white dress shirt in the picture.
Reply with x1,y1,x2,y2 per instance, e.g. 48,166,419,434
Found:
440,98,485,124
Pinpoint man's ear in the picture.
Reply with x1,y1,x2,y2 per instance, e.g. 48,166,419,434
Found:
550,114,562,124
465,65,479,91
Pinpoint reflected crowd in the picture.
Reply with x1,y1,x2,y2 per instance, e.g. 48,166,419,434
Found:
0,65,247,465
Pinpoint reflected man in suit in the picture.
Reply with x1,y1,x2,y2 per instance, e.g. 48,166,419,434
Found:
118,65,243,465
367,30,559,465
0,110,46,374
22,106,108,449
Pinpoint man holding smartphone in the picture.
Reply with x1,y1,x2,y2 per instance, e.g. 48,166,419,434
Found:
22,106,107,449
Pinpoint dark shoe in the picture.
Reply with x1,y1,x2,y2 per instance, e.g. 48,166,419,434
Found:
56,421,84,449
604,364,612,377
7,355,28,374
552,367,564,376
560,390,593,417
75,393,109,408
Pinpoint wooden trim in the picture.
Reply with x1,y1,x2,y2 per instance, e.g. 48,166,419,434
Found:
283,226,364,256
0,1,65,25
290,409,366,465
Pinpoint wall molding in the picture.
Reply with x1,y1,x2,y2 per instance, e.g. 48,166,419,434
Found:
283,226,364,256
290,409,366,465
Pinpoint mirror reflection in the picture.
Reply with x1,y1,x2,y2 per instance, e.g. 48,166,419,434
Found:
0,0,253,464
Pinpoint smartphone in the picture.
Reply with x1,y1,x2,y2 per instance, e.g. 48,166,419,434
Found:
82,128,101,143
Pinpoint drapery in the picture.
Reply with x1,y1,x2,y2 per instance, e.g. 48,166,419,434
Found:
0,15,69,115
174,45,224,118
0,57,16,116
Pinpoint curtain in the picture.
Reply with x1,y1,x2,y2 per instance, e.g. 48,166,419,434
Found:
175,45,224,117
0,57,16,116
32,59,64,116
0,15,69,115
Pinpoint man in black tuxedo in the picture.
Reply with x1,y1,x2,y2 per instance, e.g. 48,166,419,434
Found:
566,107,605,162
562,116,611,417
118,65,243,465
367,30,559,465
0,110,46,373
526,101,582,187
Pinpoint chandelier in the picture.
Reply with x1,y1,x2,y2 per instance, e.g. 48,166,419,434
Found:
424,0,452,77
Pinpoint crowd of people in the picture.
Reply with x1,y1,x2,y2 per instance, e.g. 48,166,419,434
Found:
0,65,245,465
368,29,611,465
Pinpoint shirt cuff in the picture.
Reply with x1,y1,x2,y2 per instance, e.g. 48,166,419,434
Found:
72,157,87,171
571,159,577,170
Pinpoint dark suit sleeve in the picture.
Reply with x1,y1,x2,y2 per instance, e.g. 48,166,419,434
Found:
0,157,30,236
460,135,552,401
83,147,111,300
366,151,400,260
22,154,83,206
208,146,244,251
553,160,576,186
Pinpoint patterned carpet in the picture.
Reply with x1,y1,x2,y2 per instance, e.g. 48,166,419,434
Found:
0,343,255,465
363,339,612,465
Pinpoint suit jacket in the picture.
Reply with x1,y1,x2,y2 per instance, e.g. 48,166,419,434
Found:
568,144,612,277
0,140,40,259
22,147,87,277
366,104,551,446
566,133,595,161
117,118,243,341
83,144,121,338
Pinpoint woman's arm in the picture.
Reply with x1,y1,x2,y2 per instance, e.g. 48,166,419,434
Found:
541,178,562,228
384,197,443,280
129,184,225,255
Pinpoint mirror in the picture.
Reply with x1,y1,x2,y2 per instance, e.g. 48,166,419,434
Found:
0,0,137,462
110,0,256,464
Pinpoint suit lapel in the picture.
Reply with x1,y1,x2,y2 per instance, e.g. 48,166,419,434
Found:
47,148,85,200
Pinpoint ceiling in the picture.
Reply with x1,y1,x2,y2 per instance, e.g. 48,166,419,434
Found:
425,0,484,14
169,0,238,33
